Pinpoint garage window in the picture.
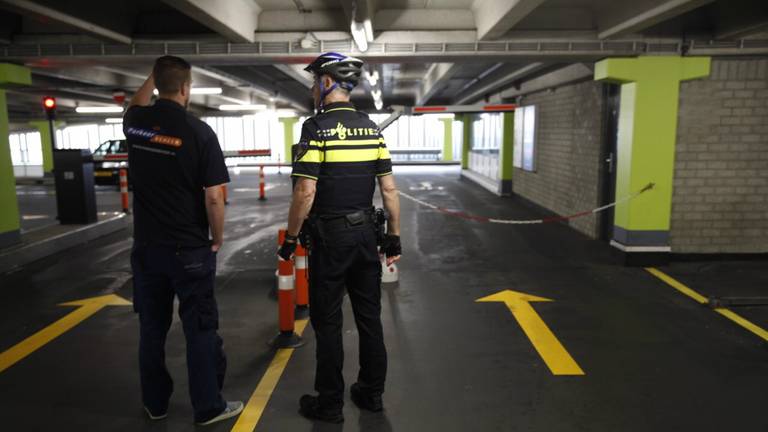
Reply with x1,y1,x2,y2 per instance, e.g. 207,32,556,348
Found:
513,105,537,172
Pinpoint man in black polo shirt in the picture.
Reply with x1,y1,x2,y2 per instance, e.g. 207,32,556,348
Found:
278,52,402,423
124,55,242,426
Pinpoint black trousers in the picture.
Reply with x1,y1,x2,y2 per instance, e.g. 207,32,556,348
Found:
308,224,387,409
131,243,227,423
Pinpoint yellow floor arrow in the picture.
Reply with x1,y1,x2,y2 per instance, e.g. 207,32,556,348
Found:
477,290,584,376
0,294,131,374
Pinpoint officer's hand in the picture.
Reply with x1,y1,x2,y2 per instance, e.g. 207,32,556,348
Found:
381,234,401,266
277,239,297,261
211,242,222,253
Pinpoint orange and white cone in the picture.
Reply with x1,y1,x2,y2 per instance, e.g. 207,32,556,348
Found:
119,168,130,213
259,165,266,201
294,243,309,319
269,258,305,348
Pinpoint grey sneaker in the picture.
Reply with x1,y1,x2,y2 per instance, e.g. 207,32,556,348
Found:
196,401,244,426
144,406,167,420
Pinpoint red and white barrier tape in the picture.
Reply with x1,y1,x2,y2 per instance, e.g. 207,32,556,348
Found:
398,183,655,225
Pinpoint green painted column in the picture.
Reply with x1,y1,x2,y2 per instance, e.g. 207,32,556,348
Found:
497,111,514,195
279,117,299,163
594,56,710,253
440,118,453,162
460,114,471,169
29,120,64,174
0,63,32,248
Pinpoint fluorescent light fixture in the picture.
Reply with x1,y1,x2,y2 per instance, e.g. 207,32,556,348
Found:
219,104,267,111
366,70,379,86
350,21,368,52
371,89,382,100
75,106,124,114
105,117,123,123
153,87,223,96
276,109,297,118
363,19,374,42
374,98,383,110
192,87,223,95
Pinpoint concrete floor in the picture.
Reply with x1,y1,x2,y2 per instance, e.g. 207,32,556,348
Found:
16,183,124,232
0,167,766,432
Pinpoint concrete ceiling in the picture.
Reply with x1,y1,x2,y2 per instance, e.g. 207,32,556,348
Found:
0,0,764,122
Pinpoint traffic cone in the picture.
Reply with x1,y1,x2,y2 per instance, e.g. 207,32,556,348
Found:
259,165,266,201
294,243,309,319
119,169,130,213
269,258,305,348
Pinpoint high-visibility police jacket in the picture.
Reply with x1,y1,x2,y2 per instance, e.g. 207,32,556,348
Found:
291,101,393,216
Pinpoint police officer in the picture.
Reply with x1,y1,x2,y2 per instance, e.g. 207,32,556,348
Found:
278,52,402,423
125,55,243,426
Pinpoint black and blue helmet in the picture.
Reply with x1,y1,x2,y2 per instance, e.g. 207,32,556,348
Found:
304,52,364,90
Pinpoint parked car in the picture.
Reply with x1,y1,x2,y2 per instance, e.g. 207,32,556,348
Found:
92,139,127,185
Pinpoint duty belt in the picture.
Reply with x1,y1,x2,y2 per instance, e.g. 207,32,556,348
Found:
312,209,375,232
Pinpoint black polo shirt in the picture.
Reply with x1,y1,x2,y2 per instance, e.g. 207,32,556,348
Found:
291,101,393,216
124,99,229,247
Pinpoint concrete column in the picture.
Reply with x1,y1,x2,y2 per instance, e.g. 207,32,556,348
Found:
29,120,64,175
279,117,299,163
594,56,711,262
498,111,514,195
460,114,471,169
440,118,453,162
0,63,32,248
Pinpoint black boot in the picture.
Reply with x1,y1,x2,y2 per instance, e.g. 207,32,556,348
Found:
350,383,383,412
299,395,344,423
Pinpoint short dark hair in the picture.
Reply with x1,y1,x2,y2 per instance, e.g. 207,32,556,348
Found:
153,55,191,95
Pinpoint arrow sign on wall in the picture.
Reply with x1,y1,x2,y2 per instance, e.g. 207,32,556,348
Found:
477,290,584,376
0,294,131,374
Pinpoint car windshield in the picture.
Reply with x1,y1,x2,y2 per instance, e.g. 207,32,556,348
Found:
93,140,126,155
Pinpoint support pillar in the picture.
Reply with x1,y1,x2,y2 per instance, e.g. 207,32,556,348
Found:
29,120,64,175
460,114,471,169
498,111,514,195
440,118,453,162
594,56,711,265
0,63,32,248
279,117,299,163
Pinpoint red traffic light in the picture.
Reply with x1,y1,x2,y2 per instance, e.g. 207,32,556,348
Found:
43,96,56,109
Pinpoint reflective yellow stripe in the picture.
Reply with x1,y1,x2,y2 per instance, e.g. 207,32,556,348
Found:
324,107,356,113
309,140,324,147
296,149,323,163
325,139,381,146
324,148,380,162
379,147,391,159
377,171,393,177
291,173,318,180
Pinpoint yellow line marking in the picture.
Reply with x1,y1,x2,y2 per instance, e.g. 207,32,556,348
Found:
0,294,131,374
477,290,585,376
646,268,768,342
231,319,310,432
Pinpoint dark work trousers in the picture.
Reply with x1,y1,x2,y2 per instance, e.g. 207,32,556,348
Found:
308,223,387,410
130,243,227,423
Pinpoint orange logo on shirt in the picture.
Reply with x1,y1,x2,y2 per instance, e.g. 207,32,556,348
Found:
150,134,183,147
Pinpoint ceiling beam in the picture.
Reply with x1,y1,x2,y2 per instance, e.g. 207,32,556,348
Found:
472,0,547,41
500,63,595,99
196,66,308,111
416,63,459,105
0,0,132,44
717,21,768,40
274,64,312,89
598,0,714,39
455,63,547,105
162,0,261,43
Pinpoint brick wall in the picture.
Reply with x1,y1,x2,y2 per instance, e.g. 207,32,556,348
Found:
672,58,768,253
512,81,605,238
